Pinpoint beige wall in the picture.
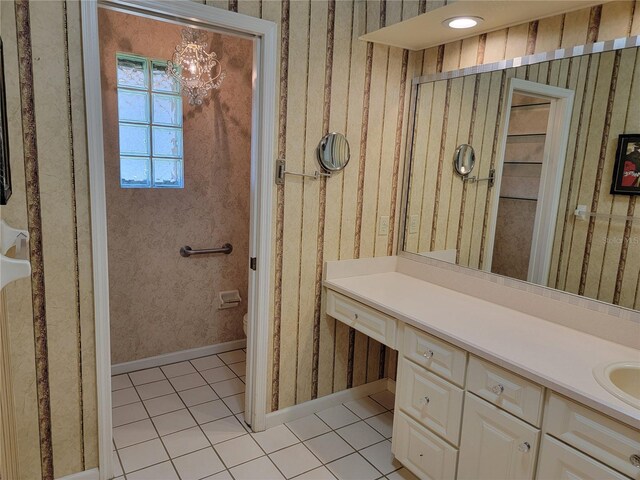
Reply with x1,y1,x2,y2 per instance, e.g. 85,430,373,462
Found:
99,9,253,364
1,1,638,478
404,3,639,309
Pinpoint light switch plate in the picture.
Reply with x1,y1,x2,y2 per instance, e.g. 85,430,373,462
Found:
409,215,419,234
378,216,389,235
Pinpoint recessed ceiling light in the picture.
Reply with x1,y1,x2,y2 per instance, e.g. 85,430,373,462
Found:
444,16,483,29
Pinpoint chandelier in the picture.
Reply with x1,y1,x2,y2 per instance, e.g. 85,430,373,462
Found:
166,28,225,106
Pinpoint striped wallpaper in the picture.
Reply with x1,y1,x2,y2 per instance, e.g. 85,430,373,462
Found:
0,1,638,479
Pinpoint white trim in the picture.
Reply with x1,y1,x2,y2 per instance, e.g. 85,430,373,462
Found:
264,379,393,429
484,79,574,285
55,468,100,480
111,339,247,375
81,2,277,479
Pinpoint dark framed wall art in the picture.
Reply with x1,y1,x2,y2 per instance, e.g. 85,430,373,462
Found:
611,134,640,195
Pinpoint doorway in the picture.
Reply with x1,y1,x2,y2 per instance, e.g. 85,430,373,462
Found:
81,2,276,478
485,78,574,286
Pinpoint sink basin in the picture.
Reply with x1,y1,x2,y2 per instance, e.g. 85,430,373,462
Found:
594,361,640,409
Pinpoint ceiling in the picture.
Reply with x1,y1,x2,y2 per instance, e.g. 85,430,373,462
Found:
360,0,610,51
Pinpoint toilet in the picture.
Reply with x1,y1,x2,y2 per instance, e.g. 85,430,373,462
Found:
243,313,248,335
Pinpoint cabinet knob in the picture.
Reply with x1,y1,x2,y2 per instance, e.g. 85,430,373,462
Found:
354,313,358,320
490,383,505,395
630,454,640,468
421,396,430,406
518,442,531,453
422,350,434,360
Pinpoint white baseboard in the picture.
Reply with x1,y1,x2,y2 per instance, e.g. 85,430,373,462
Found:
264,378,394,430
56,467,99,480
111,339,247,375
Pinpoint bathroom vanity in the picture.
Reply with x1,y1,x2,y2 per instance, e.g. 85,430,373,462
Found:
324,256,640,480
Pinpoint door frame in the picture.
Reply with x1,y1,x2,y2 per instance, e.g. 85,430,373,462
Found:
484,78,574,285
80,1,277,478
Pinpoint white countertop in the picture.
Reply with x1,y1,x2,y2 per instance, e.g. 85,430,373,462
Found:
324,270,640,427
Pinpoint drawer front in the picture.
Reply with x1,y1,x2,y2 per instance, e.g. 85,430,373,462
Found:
458,393,540,480
398,358,464,445
326,290,397,348
403,325,467,387
544,393,640,479
466,356,543,426
393,412,458,480
537,435,628,480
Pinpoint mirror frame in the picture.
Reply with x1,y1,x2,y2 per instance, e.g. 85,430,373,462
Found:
397,35,640,314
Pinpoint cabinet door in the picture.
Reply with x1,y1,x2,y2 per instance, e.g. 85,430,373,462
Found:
393,412,458,480
537,435,628,480
458,393,539,480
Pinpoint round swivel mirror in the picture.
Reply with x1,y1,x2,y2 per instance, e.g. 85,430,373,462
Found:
317,132,350,172
453,144,476,176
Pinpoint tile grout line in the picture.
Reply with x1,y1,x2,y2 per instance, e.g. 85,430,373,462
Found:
114,351,395,480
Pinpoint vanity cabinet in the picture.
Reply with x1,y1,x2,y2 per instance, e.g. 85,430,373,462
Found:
324,288,640,480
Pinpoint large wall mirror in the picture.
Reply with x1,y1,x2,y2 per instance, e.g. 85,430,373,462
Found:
401,36,639,312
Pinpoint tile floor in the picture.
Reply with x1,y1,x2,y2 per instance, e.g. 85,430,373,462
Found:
111,348,417,480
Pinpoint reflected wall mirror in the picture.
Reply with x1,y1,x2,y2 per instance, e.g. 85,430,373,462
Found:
317,132,350,172
454,144,476,176
400,36,640,312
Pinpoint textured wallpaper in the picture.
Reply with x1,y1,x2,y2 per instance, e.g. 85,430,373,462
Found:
98,9,253,364
1,1,638,479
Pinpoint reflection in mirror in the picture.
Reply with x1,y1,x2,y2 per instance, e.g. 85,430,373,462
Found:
317,132,350,172
453,144,476,176
402,40,640,311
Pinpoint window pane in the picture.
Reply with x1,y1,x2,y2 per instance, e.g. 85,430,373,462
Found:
152,61,179,93
119,124,150,156
117,55,148,89
152,126,182,158
153,158,183,188
120,157,151,187
153,93,182,126
118,89,149,123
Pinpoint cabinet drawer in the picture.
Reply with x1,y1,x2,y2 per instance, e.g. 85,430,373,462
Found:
403,325,467,387
398,358,464,445
537,435,628,480
326,290,397,348
392,412,458,480
467,356,543,426
458,393,540,480
544,393,640,479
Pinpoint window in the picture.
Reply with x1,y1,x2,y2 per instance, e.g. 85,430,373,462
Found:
116,53,184,188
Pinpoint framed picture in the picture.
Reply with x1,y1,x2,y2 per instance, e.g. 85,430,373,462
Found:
611,134,640,195
0,37,11,205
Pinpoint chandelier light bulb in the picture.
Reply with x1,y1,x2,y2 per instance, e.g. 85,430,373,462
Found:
166,28,225,106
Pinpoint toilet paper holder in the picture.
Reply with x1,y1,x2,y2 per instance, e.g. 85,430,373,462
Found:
218,290,242,310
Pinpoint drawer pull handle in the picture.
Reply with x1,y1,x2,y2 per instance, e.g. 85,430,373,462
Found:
422,350,434,360
490,384,505,395
630,454,640,468
421,396,430,406
354,313,358,320
518,442,531,453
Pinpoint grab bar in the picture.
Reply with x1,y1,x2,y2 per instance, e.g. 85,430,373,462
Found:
180,243,233,257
